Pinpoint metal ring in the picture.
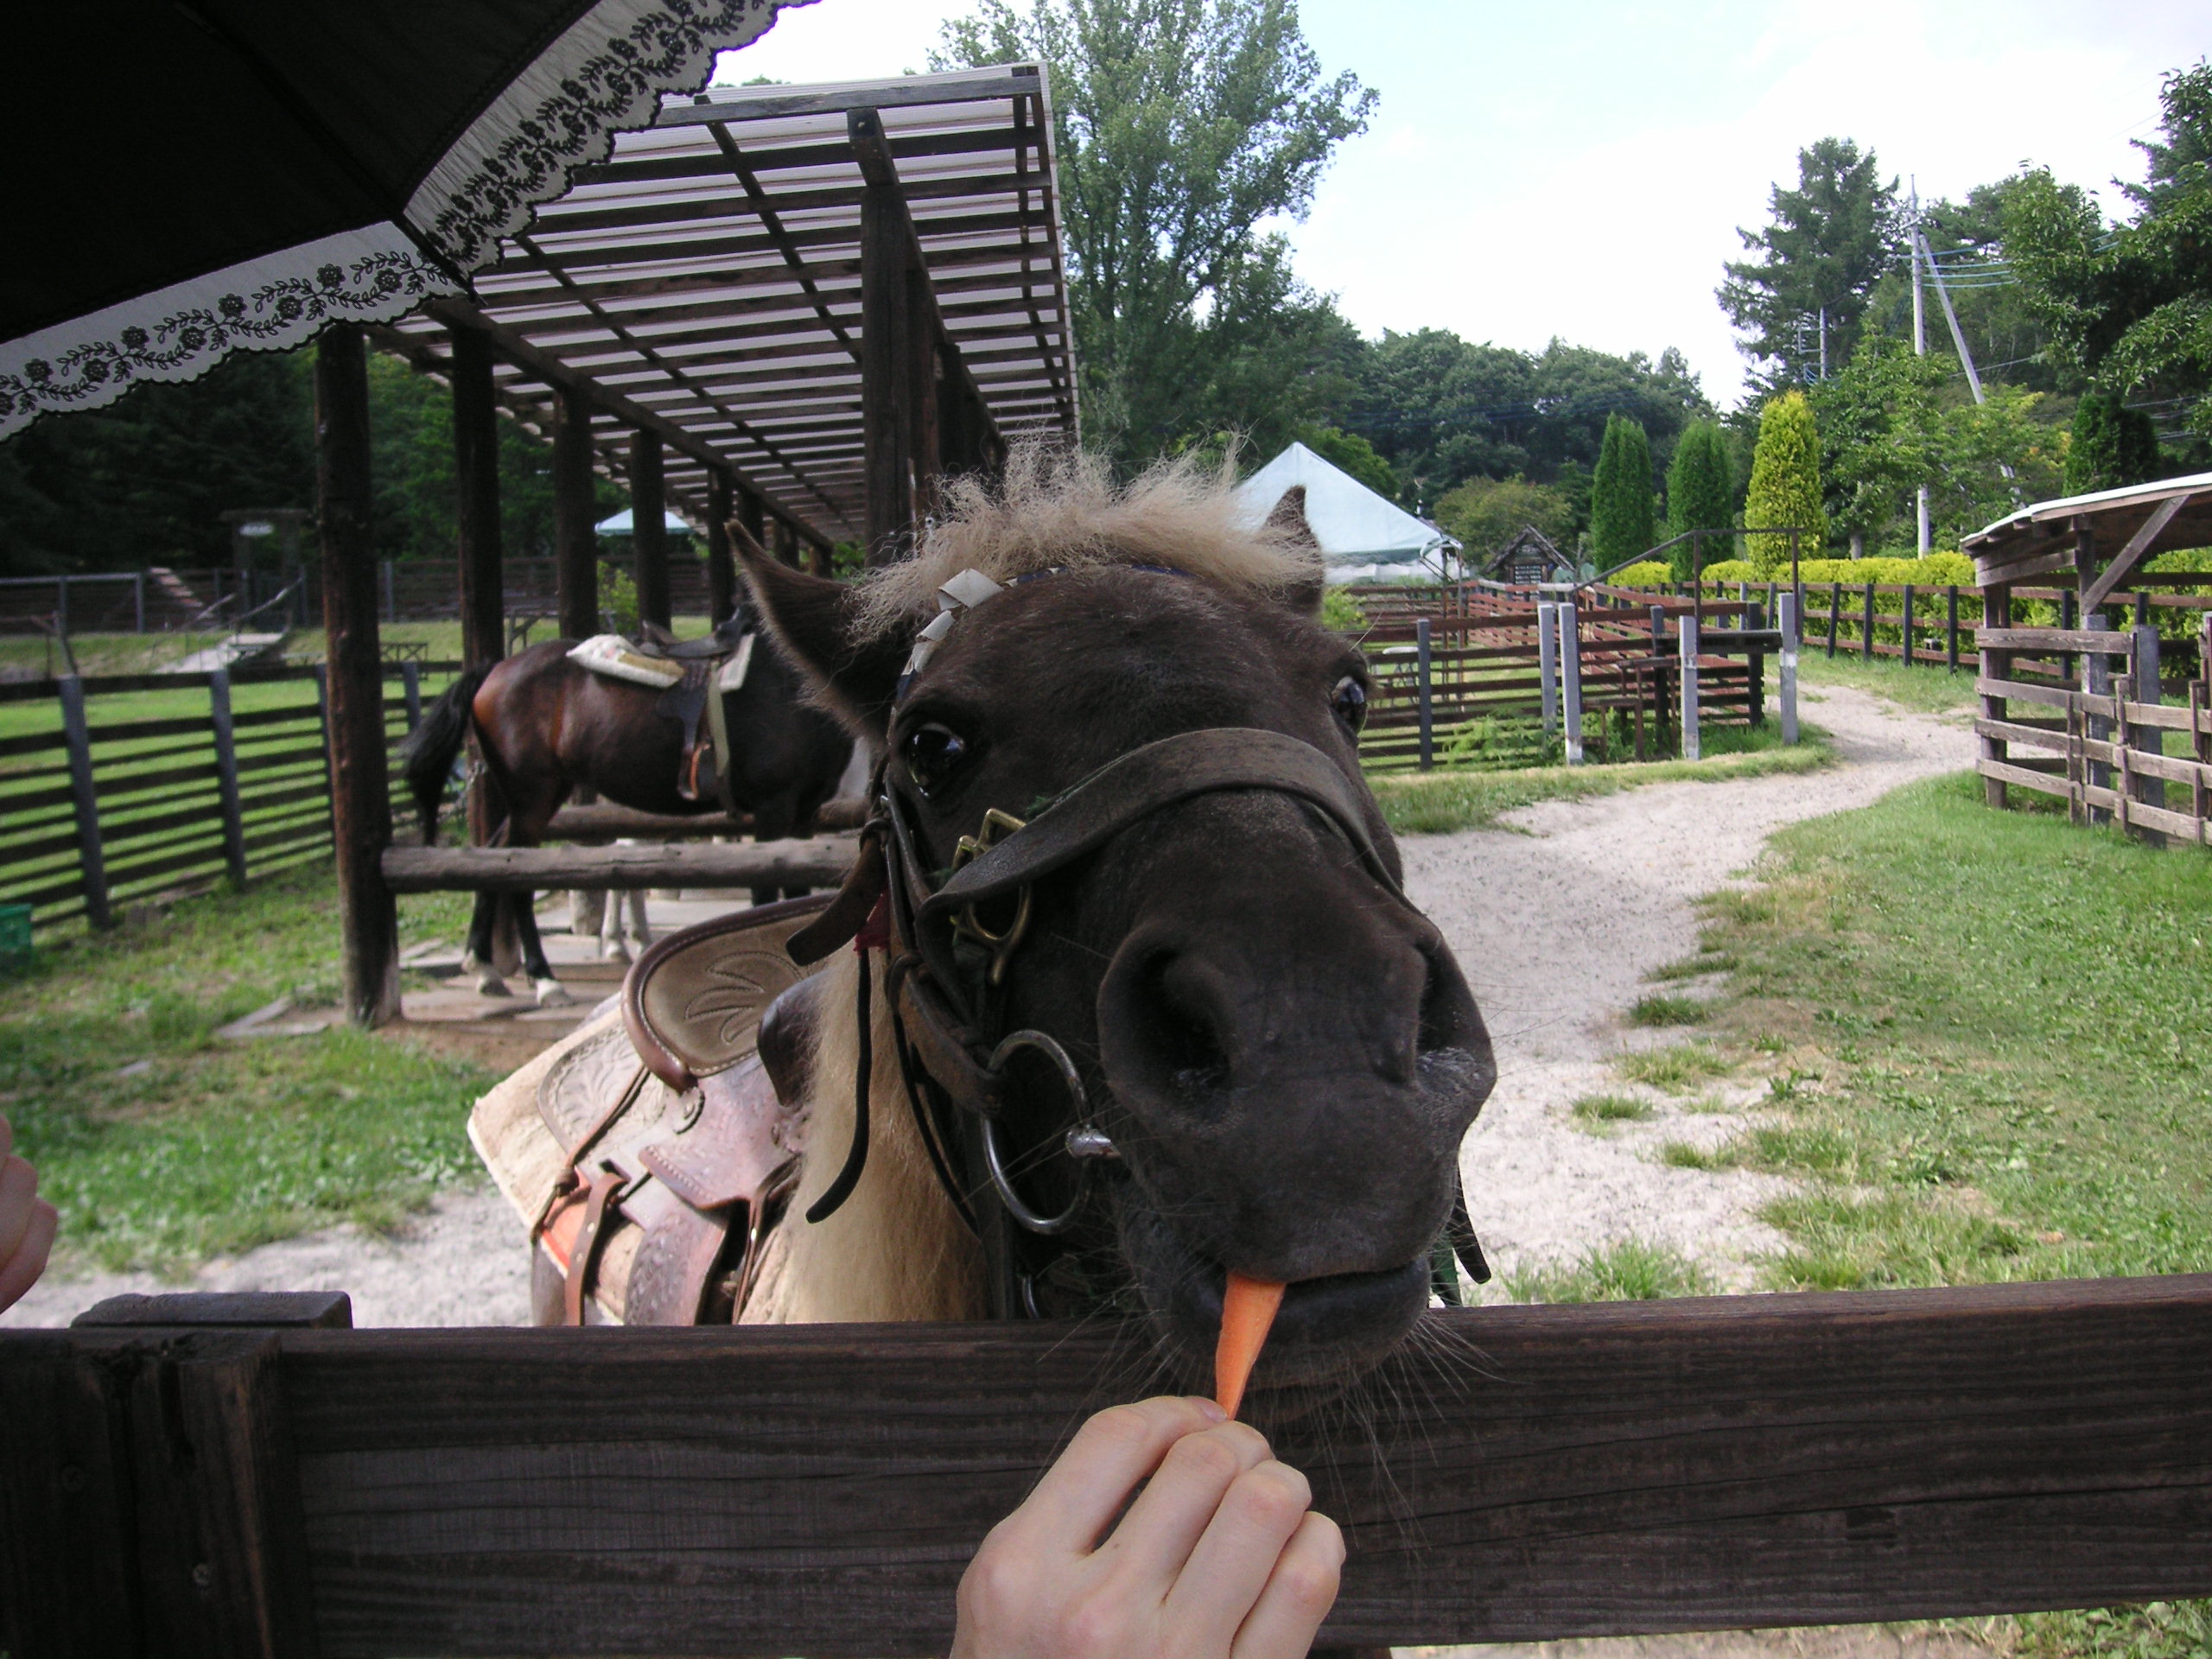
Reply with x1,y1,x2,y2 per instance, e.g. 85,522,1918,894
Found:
981,1029,1092,1236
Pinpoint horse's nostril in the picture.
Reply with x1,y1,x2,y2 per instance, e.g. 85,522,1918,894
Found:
1131,951,1232,1104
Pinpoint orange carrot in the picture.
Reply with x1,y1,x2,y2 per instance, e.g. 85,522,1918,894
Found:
1213,1273,1287,1420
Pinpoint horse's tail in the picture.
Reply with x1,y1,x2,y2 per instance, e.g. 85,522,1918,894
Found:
397,665,489,846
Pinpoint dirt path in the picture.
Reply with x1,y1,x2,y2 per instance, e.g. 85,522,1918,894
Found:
5,684,1972,1333
1402,682,1975,1295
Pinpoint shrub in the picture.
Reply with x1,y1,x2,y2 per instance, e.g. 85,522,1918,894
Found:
1591,414,1656,568
1666,422,1735,580
1319,587,1369,633
1744,391,1827,574
1434,475,1576,556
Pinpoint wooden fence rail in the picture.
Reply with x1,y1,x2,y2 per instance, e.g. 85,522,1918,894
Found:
4,1274,2210,1657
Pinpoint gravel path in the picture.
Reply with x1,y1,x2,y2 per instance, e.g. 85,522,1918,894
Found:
1403,683,1975,1295
3,683,1973,1332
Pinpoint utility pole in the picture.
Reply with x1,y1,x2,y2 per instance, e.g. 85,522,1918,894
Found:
1819,306,1827,380
1910,177,1931,554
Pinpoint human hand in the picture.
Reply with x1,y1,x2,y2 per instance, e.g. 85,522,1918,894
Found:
0,1114,57,1313
952,1395,1344,1659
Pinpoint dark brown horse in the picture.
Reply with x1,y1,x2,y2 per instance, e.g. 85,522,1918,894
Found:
400,609,852,1001
721,452,1497,1414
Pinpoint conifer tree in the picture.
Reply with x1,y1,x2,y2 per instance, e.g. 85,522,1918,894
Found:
1743,391,1827,574
1665,422,1734,581
2064,391,2162,494
1590,413,1655,569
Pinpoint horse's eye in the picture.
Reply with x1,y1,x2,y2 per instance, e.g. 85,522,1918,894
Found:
902,722,970,795
1332,675,1368,734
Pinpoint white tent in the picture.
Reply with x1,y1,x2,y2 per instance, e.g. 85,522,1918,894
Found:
1236,442,1459,583
594,507,695,536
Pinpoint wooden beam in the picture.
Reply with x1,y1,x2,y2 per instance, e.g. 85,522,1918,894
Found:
552,381,599,642
654,65,1043,128
10,1275,2211,1656
2080,492,2193,616
628,431,671,629
380,836,857,893
858,112,917,566
313,326,399,1028
450,326,505,671
545,799,867,841
705,472,737,626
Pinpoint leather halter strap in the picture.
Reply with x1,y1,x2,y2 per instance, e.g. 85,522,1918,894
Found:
921,728,1401,923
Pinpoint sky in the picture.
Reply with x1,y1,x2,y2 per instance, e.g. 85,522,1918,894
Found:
717,1,2208,409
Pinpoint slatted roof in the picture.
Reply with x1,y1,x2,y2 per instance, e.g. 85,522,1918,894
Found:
379,65,1077,544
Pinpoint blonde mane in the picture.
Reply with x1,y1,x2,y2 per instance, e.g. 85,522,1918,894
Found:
851,445,1322,641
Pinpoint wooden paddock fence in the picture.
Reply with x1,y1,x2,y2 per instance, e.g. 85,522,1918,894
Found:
0,664,460,932
4,1274,2210,1656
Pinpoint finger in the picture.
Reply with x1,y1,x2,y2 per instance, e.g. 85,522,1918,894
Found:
0,1158,36,1263
0,1198,56,1313
1229,1510,1344,1659
1098,1420,1272,1586
1160,1457,1313,1649
1014,1396,1226,1554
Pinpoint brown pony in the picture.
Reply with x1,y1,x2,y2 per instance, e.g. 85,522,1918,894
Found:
400,615,853,1001
733,450,1496,1412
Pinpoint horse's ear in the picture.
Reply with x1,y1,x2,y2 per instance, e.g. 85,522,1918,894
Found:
1266,486,1327,616
730,530,906,731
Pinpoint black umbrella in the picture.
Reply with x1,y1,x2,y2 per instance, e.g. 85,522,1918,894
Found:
2,0,804,439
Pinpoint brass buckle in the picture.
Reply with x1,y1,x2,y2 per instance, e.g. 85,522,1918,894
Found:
949,807,1033,986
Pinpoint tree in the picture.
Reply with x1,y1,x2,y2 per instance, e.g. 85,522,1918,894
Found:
2005,61,2211,451
1432,476,1575,558
1589,413,1654,568
934,0,1374,466
2064,391,2162,493
1719,137,1901,395
1743,391,1827,574
1665,423,1733,578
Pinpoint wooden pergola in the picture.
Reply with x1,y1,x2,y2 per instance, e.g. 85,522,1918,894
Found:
316,65,1077,1025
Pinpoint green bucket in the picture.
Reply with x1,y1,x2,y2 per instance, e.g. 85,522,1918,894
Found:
0,903,32,964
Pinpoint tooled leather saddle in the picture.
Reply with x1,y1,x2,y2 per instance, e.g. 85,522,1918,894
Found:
525,893,833,1325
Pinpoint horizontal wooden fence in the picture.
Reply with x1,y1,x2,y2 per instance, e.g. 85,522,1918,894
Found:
0,664,459,931
4,1274,2210,1657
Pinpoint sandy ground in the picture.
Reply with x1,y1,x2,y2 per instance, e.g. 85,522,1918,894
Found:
5,684,1974,1335
1403,683,1976,1296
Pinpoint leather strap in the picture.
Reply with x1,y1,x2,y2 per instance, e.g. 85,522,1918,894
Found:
922,728,1399,921
787,829,888,966
563,1166,626,1325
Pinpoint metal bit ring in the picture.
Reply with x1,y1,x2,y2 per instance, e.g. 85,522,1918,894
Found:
980,1029,1114,1236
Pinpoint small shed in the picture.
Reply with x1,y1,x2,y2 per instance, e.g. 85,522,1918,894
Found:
1482,525,1579,586
1236,442,1459,583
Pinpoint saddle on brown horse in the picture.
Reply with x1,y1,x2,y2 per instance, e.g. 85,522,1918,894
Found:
470,893,832,1325
567,617,757,806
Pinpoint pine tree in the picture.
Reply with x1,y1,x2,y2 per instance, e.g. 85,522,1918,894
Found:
2065,391,2163,494
1590,413,1655,569
1743,391,1827,575
1665,423,1734,580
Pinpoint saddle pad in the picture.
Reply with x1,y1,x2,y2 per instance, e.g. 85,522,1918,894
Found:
569,632,684,689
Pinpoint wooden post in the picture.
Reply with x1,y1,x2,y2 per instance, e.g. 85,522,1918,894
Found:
2130,624,2165,846
1415,617,1434,771
553,381,599,642
1945,586,1960,672
1560,603,1584,765
1536,601,1559,738
1679,615,1700,760
315,324,401,1028
208,667,249,888
57,675,111,930
400,661,422,733
1980,582,2012,808
1827,581,1841,658
736,487,772,568
1902,584,1916,667
133,570,146,633
451,325,506,673
1747,600,1767,727
1778,590,1799,744
1648,604,1669,744
629,431,671,629
857,111,916,567
706,474,738,626
1860,582,1875,662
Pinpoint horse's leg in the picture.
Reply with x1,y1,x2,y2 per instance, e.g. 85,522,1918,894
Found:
748,797,798,906
512,893,571,1007
460,889,512,997
626,885,652,950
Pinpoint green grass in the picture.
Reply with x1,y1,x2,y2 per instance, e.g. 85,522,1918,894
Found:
1647,950,1737,982
1370,725,1833,834
0,867,493,1274
1570,1093,1655,1125
1613,1040,1736,1092
1796,647,1979,716
1627,993,1707,1027
1503,1237,1713,1303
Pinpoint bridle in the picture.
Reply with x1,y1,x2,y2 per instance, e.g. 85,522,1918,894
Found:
784,571,1491,1317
